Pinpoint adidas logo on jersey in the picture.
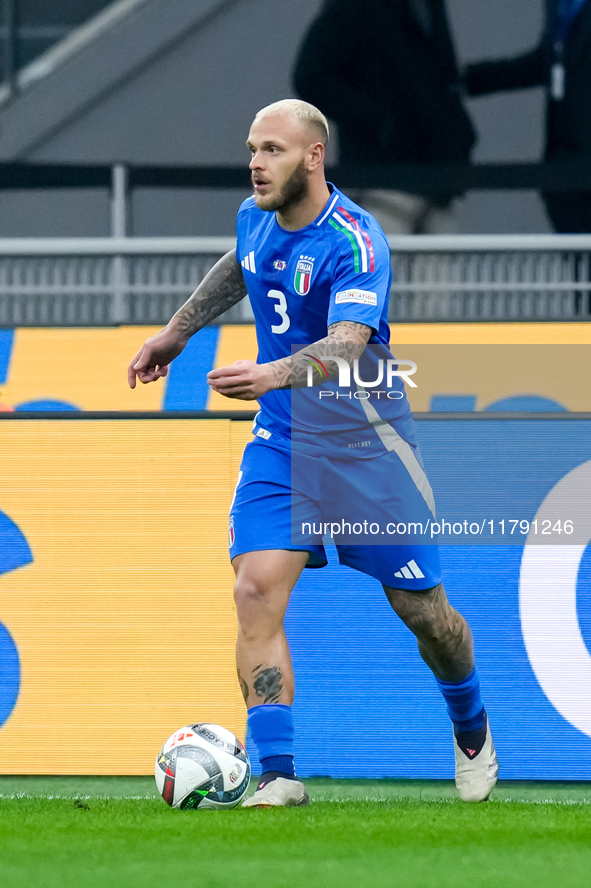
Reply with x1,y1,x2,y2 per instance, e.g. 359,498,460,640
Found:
394,559,425,580
241,251,256,273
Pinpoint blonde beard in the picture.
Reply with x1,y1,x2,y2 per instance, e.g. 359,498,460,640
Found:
253,160,308,213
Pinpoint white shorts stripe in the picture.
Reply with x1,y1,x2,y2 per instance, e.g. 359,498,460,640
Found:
356,386,437,517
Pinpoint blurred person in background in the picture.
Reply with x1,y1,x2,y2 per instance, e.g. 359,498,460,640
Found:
293,0,475,234
465,0,591,233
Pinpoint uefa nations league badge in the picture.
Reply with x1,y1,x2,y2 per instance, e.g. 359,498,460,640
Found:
294,256,314,295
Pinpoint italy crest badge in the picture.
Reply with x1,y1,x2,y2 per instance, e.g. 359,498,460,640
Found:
294,256,314,296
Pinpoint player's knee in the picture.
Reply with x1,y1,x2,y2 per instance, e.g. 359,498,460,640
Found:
233,574,282,632
234,574,267,615
404,609,448,644
388,584,450,643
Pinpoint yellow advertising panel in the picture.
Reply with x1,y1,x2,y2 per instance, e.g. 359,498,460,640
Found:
0,419,252,774
1,323,591,414
390,323,591,413
0,327,163,412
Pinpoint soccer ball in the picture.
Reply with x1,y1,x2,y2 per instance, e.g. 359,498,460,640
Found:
155,723,251,810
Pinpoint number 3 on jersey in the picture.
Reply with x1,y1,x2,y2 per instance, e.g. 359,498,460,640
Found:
267,289,290,334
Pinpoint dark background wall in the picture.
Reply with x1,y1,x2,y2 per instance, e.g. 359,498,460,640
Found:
0,0,548,236
451,0,547,233
0,0,109,71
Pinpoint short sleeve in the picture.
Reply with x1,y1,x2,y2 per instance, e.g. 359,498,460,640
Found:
326,221,391,331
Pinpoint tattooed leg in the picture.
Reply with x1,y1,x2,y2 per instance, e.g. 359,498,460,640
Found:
232,549,308,707
383,583,475,682
252,665,284,704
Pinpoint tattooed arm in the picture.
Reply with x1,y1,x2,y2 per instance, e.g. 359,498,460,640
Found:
271,320,371,389
128,249,246,387
172,249,247,337
207,320,372,401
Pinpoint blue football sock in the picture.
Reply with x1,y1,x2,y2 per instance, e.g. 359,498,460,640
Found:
247,704,296,776
435,667,486,733
259,755,296,777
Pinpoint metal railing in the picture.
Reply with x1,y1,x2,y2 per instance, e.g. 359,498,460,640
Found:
388,234,591,321
1,234,591,326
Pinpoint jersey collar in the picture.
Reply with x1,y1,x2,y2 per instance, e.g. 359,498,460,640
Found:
270,183,342,234
314,184,341,228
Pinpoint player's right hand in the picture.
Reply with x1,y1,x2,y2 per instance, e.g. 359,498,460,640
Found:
127,325,188,388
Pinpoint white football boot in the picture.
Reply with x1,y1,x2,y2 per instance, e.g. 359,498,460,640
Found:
242,776,310,808
454,712,499,802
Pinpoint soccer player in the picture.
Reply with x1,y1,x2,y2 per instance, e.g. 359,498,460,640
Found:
128,99,498,806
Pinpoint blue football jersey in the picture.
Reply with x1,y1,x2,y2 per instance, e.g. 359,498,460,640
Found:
235,184,416,454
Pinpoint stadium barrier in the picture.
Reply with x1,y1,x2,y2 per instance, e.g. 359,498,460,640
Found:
1,322,590,414
0,414,590,779
1,235,591,326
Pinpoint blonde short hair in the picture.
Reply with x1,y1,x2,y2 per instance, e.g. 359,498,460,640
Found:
254,99,329,146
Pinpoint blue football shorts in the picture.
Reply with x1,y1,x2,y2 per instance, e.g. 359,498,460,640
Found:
228,436,441,591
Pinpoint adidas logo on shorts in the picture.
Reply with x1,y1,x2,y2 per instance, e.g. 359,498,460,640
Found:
394,559,425,580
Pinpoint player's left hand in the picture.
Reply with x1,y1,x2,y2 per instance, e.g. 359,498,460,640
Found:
207,360,274,400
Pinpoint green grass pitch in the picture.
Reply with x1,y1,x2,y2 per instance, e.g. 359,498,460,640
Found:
1,777,590,888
